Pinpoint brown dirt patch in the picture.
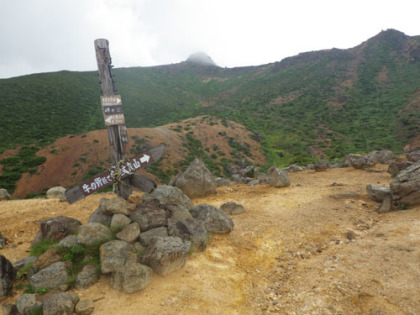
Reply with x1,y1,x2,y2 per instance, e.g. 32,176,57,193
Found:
1,166,419,314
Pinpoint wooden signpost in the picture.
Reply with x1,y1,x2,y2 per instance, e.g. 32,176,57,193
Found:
64,39,165,204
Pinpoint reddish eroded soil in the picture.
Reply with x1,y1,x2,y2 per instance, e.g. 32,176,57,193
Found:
0,166,419,314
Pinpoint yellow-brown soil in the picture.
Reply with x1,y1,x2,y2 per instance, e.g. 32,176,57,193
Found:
1,166,419,314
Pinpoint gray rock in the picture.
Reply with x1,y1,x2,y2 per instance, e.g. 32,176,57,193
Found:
247,180,260,186
33,216,81,245
190,204,234,234
387,161,413,176
111,262,153,293
406,150,420,162
16,294,42,315
231,174,244,184
267,166,291,187
0,255,16,299
2,303,18,315
130,200,168,232
220,202,245,215
314,160,330,172
366,185,391,202
43,292,79,315
168,219,208,252
215,177,230,187
58,235,80,248
116,222,140,243
110,214,132,229
75,264,100,290
138,227,168,247
142,237,191,276
0,188,11,201
46,186,67,201
100,240,132,274
343,154,376,169
142,186,193,223
30,261,70,290
367,150,395,164
75,299,95,315
87,207,112,226
377,195,393,213
12,256,38,272
100,197,136,216
257,173,269,183
171,158,217,198
0,231,6,249
283,164,304,172
77,223,112,246
390,161,420,206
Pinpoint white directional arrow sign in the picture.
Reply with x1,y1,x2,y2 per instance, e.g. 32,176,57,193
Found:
101,95,122,106
104,114,125,126
140,154,150,163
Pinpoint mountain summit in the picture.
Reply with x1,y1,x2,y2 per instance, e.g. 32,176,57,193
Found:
186,52,217,66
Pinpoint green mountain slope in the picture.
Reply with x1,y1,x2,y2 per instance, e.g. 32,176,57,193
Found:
1,29,419,167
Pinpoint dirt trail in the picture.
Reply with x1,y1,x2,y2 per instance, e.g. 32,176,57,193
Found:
1,166,419,314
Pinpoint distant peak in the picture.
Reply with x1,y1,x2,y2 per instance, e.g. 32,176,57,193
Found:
186,52,217,66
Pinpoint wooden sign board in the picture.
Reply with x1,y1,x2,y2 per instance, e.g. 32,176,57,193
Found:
65,144,166,204
104,114,126,126
101,95,122,106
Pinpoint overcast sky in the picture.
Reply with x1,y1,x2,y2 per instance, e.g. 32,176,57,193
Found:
1,0,420,79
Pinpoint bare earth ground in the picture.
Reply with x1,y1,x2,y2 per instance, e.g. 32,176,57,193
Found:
1,166,419,314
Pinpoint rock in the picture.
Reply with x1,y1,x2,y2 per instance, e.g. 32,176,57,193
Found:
75,264,100,290
314,160,329,172
283,164,304,172
343,154,375,169
190,204,234,234
12,256,38,272
171,158,217,198
406,150,420,162
231,174,244,184
16,294,42,315
130,200,168,232
226,164,238,176
366,185,391,202
111,262,153,293
2,303,18,315
257,173,269,183
43,292,79,315
30,261,70,290
215,177,230,187
390,161,420,206
33,246,62,270
75,299,95,315
46,186,67,201
220,202,245,215
33,216,82,245
387,161,413,176
138,227,168,247
367,150,395,164
100,197,136,216
248,179,260,186
142,237,191,276
87,207,112,227
0,188,11,201
267,166,291,187
377,195,393,212
0,255,16,299
77,223,112,246
110,214,132,229
116,223,140,243
168,219,208,252
100,240,133,274
142,186,193,223
0,231,6,249
58,235,80,248
329,192,360,200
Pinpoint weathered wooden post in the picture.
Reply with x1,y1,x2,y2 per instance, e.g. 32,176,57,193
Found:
94,39,131,199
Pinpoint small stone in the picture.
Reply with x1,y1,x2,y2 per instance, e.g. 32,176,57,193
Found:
75,299,95,315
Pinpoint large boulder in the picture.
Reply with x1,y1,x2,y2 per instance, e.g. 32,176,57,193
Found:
130,199,168,232
343,154,375,169
110,214,132,229
138,227,168,247
171,158,217,198
46,186,67,201
32,216,82,245
0,189,11,201
390,161,420,206
100,197,136,216
77,223,112,246
142,186,193,222
367,150,395,164
0,255,16,299
87,207,112,227
75,264,100,290
142,236,191,276
116,223,141,243
111,262,153,293
190,204,234,234
406,150,420,162
387,161,413,177
42,292,79,315
267,166,291,187
16,294,42,315
30,261,70,290
366,185,391,202
314,160,329,172
168,219,209,252
100,240,133,274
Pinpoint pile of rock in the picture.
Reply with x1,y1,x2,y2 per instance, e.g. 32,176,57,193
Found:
343,150,395,169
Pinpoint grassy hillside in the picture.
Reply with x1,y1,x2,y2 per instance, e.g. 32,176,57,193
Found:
1,29,420,169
